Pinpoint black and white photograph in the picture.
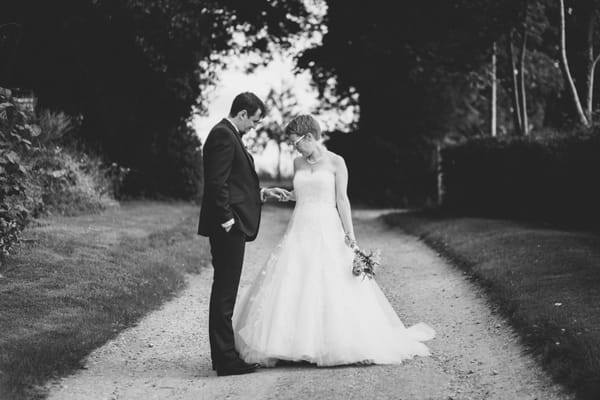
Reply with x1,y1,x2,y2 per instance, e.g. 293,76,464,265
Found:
1,1,599,399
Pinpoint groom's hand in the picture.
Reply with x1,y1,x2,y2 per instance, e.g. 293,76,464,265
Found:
221,218,234,232
279,189,293,201
262,187,289,202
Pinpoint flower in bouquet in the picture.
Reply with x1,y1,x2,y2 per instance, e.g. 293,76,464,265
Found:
346,235,380,280
351,247,381,280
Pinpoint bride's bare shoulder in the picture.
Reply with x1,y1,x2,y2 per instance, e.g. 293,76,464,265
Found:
326,150,346,166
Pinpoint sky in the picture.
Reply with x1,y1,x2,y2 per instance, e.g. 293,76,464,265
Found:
192,2,357,179
192,53,358,178
192,54,318,178
192,53,321,140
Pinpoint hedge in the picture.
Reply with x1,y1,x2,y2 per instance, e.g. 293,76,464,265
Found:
440,131,600,226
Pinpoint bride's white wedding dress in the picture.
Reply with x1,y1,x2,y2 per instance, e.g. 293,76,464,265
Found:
233,168,435,367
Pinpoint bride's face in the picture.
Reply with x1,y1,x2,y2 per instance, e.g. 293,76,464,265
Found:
291,133,316,156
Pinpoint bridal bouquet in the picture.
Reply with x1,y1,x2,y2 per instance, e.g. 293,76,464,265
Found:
346,235,380,280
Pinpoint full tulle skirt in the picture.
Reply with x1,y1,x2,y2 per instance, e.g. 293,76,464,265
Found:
233,201,435,367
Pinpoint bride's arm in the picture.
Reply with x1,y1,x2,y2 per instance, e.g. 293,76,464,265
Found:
333,154,356,246
283,157,301,202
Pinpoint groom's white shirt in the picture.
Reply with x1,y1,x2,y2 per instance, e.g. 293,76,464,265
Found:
225,117,239,134
220,117,265,231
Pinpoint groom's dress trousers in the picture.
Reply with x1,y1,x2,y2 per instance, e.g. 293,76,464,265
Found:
198,119,262,367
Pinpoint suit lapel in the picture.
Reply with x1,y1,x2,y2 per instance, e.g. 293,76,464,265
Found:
221,119,256,171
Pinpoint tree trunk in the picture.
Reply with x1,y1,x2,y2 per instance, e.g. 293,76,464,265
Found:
507,30,523,134
589,54,600,125
436,143,444,207
586,12,595,121
519,30,529,135
585,7,600,124
276,138,282,182
491,42,497,137
559,0,591,127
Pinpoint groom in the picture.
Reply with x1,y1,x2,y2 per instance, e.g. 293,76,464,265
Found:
198,92,287,376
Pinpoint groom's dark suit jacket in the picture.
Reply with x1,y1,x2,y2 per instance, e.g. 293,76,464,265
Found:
198,119,262,241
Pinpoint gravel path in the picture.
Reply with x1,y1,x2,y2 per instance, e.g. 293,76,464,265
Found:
45,206,573,400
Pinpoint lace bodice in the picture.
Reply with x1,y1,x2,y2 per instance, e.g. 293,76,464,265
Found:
293,168,336,207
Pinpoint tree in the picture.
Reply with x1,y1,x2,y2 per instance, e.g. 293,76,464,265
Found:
506,0,531,136
246,83,303,181
297,0,579,205
0,0,314,197
555,0,600,128
299,0,524,144
0,22,22,82
491,41,498,137
505,0,549,136
559,0,591,126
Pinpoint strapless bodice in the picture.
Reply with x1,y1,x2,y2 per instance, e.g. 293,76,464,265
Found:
293,168,336,207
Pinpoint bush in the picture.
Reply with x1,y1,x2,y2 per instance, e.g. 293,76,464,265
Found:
325,131,438,207
1,88,39,259
440,130,600,225
1,87,123,260
29,146,117,216
120,123,202,201
37,109,77,144
0,217,20,257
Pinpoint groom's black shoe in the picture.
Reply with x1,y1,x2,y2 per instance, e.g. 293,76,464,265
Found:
216,359,260,376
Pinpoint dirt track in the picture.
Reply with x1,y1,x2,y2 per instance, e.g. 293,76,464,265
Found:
45,205,573,400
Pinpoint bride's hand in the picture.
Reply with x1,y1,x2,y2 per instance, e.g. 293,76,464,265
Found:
344,234,358,250
264,187,288,201
280,189,293,201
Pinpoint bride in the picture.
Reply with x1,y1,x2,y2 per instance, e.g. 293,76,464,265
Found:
232,115,435,367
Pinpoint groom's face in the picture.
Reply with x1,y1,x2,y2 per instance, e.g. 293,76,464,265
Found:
240,109,262,133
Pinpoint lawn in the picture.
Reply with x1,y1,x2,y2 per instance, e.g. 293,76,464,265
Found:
383,211,600,400
0,201,210,400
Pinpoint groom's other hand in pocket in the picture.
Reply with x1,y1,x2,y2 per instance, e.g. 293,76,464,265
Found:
221,218,234,232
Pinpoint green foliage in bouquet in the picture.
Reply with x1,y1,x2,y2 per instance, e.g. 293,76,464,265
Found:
351,247,381,281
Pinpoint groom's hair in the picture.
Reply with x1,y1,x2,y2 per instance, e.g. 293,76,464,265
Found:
285,114,322,139
229,92,266,118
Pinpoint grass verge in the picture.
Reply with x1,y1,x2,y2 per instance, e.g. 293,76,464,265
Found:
382,211,600,400
0,201,210,400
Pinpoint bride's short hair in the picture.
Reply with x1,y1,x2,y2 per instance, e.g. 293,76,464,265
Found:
285,115,322,140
